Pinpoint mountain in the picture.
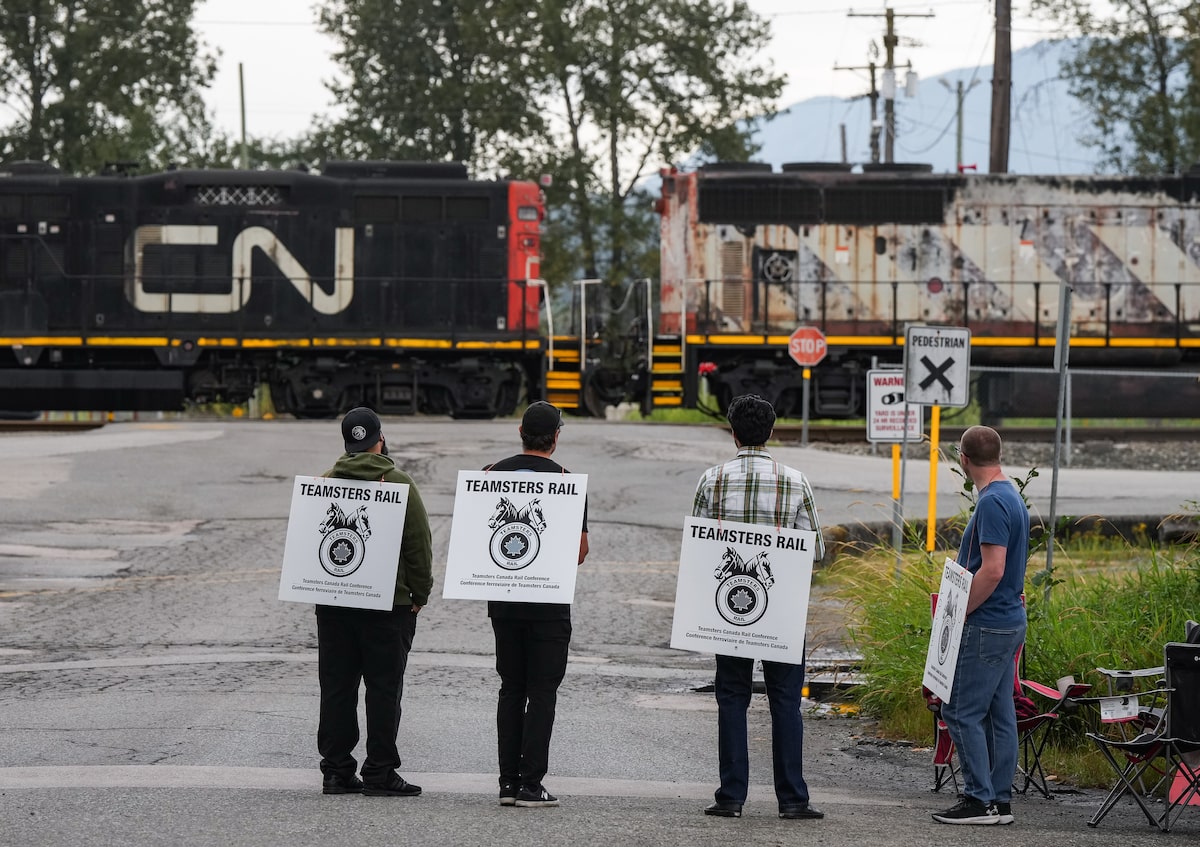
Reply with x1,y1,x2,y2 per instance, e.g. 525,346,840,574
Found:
751,39,1100,175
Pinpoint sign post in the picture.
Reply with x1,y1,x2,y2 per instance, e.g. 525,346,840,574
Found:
901,326,972,572
788,326,827,447
866,369,924,577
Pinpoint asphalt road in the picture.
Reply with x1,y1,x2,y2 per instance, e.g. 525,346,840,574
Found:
0,418,1196,846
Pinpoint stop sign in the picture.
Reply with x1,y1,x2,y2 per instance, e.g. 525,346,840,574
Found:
788,326,827,367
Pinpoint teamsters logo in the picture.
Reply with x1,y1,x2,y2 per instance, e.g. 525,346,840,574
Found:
936,592,959,666
487,496,547,570
713,546,775,626
317,502,372,577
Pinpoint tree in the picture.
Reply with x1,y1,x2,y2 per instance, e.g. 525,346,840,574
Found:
1033,0,1200,173
529,0,782,285
0,0,218,174
314,0,782,288
314,0,544,170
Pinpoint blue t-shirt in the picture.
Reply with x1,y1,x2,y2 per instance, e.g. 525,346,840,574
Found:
957,479,1029,627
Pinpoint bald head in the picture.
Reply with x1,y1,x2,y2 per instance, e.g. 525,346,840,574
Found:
959,425,1002,467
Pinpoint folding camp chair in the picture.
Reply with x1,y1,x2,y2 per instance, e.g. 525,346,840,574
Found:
925,593,959,793
925,686,960,793
1014,672,1092,798
1087,642,1200,832
925,594,1087,798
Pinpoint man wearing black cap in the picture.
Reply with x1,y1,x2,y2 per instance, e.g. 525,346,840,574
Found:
484,401,589,808
316,407,433,797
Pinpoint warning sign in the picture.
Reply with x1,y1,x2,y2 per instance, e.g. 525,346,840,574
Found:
866,370,923,443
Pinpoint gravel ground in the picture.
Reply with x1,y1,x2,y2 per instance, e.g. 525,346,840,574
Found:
812,438,1200,473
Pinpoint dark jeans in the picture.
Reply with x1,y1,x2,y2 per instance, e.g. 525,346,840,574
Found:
316,605,417,783
491,616,571,787
714,653,810,808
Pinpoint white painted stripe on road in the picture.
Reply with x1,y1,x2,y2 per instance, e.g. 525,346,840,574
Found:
0,650,711,682
0,766,901,806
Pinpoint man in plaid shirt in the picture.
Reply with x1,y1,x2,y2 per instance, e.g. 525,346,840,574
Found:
692,394,825,821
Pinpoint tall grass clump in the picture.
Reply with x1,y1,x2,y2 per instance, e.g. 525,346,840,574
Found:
836,521,1200,749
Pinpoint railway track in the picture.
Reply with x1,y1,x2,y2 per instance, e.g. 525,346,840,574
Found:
3,418,1196,445
772,424,1200,444
0,418,107,433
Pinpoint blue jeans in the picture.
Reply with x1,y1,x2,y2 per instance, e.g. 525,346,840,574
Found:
940,621,1026,805
714,654,809,808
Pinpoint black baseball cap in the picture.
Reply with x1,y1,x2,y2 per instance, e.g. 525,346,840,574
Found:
342,407,382,453
521,401,563,437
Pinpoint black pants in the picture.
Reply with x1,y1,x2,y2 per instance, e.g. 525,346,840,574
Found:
316,605,417,783
492,617,571,787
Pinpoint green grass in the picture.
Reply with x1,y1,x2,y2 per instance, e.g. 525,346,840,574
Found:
829,527,1200,787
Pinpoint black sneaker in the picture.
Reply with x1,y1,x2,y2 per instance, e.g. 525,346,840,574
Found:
362,773,422,797
995,802,1014,825
322,772,363,795
499,781,518,806
931,797,999,825
514,784,559,807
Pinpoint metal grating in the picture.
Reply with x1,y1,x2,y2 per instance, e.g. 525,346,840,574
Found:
193,185,283,206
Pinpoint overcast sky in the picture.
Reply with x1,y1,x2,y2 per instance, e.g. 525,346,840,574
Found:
195,0,1068,140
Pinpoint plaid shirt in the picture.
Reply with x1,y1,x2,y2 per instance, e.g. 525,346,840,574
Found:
692,445,825,560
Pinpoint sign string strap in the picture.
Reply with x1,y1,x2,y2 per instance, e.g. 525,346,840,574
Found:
712,464,723,532
777,460,787,527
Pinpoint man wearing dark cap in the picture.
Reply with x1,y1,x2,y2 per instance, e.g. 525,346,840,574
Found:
316,407,433,797
692,394,825,821
484,401,589,808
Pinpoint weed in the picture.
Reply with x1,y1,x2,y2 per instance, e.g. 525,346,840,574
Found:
833,499,1200,786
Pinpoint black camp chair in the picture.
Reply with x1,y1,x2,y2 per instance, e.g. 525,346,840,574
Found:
1087,641,1200,832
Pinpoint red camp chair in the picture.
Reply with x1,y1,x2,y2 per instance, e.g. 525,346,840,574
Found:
925,593,1090,798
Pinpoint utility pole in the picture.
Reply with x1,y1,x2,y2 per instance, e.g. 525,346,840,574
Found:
238,63,249,170
990,0,1012,173
834,60,881,163
849,7,934,163
939,78,981,171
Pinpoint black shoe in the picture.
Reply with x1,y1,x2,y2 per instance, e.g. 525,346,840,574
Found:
499,781,518,807
995,801,1014,825
932,797,999,825
514,784,559,807
322,773,363,795
362,773,422,797
704,801,743,818
779,803,824,819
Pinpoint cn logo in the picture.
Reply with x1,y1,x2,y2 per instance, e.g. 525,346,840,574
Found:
127,225,355,315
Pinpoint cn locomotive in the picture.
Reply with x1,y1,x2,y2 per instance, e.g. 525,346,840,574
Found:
3,158,1199,421
649,163,1200,419
0,160,547,418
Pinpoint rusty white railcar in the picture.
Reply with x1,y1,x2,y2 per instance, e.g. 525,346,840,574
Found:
652,163,1200,419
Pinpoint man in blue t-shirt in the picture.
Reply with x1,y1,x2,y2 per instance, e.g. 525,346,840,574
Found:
933,425,1030,827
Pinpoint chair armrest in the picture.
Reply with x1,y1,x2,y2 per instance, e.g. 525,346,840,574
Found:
1021,678,1060,700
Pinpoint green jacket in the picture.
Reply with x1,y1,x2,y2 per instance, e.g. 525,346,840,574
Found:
324,452,434,607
